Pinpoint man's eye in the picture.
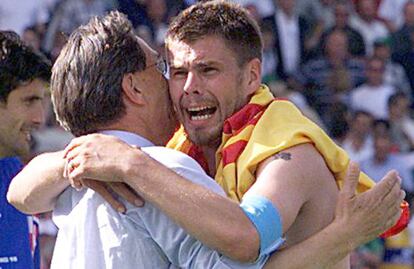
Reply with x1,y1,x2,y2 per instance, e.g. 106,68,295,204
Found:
203,67,217,74
23,98,42,106
172,70,187,78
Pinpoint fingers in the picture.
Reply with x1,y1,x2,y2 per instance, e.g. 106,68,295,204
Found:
63,135,92,159
341,161,360,199
83,179,126,213
64,142,90,164
370,170,400,202
108,182,145,207
64,158,84,190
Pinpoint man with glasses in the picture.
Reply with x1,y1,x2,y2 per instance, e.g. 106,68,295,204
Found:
9,11,270,268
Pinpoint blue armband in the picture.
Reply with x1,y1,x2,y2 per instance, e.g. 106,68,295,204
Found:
240,194,284,257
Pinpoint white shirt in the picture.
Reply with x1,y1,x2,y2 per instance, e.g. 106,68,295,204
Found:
350,84,396,119
341,136,374,164
51,130,268,269
276,10,300,75
0,0,53,34
378,0,408,30
349,16,389,55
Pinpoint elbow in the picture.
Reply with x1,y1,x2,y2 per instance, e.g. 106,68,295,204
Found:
222,224,260,263
6,189,27,213
6,185,36,214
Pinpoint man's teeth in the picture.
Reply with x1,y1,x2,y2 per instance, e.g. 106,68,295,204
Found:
22,130,31,141
191,114,213,120
188,106,212,112
187,105,215,121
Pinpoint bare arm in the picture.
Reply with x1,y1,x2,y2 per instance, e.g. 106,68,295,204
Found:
249,144,338,244
7,150,142,215
264,163,404,269
7,151,68,214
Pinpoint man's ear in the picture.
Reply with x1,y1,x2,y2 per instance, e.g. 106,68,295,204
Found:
121,72,145,105
245,58,262,95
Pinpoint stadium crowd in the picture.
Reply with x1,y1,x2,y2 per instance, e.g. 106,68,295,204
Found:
1,0,414,268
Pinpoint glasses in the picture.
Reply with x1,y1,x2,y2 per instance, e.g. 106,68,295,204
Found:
146,56,168,78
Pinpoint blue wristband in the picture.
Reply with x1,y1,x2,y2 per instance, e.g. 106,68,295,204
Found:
240,194,284,256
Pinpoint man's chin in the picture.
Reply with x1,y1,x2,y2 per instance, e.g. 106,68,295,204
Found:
15,145,31,160
187,129,221,148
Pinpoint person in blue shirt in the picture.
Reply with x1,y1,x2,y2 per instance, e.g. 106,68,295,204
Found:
0,30,51,269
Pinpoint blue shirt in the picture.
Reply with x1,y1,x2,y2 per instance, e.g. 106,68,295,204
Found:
0,157,40,269
51,130,268,268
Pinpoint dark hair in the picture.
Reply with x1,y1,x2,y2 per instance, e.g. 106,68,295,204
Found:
373,119,391,130
165,0,263,66
388,91,409,108
351,109,373,120
51,11,147,136
0,31,51,102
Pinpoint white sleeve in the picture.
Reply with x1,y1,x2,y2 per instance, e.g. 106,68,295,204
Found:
125,165,268,268
130,147,268,268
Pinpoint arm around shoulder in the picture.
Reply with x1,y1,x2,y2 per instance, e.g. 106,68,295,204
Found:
7,151,69,214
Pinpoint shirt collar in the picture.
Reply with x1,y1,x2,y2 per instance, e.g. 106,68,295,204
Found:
99,130,154,147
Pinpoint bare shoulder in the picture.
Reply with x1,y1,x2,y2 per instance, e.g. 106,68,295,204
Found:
256,143,331,185
254,144,340,248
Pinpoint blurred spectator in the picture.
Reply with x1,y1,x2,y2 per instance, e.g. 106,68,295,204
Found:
342,110,374,163
260,21,278,83
230,0,275,18
378,0,409,32
391,1,414,55
117,0,150,29
22,26,42,52
146,0,168,47
387,92,414,152
319,1,366,58
43,0,115,56
373,38,411,96
391,2,414,97
296,0,336,30
299,29,365,122
268,81,326,129
328,102,350,144
349,0,389,55
262,0,312,80
0,0,55,35
57,0,116,34
360,120,414,193
350,57,396,119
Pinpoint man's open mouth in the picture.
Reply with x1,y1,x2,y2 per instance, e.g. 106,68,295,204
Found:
186,105,217,121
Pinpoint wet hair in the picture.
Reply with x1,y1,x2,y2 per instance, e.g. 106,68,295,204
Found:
51,11,147,136
165,0,263,66
0,31,51,102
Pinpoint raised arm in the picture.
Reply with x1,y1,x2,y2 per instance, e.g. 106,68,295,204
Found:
264,163,404,269
7,151,68,214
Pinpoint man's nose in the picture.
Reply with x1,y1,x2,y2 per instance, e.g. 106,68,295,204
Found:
183,72,201,95
31,102,46,128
